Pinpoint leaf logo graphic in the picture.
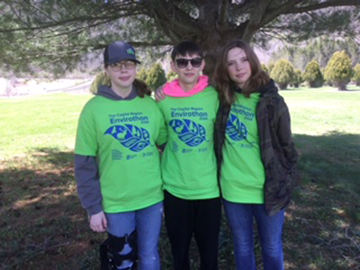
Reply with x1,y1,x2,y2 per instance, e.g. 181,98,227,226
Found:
169,119,207,147
127,48,135,55
104,124,151,152
225,114,247,141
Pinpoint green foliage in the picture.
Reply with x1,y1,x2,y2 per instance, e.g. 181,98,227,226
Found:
324,51,353,90
270,36,360,71
0,2,358,76
89,72,110,94
267,62,275,74
353,64,360,86
166,70,178,81
145,63,167,90
261,63,268,74
303,60,324,88
137,67,148,82
270,59,296,89
292,69,303,87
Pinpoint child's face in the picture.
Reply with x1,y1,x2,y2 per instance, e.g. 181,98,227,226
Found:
105,60,137,90
171,53,205,87
226,47,251,89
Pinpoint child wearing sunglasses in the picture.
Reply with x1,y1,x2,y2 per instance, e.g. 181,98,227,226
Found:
157,41,221,270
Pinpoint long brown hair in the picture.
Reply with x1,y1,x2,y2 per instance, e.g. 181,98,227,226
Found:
214,39,270,106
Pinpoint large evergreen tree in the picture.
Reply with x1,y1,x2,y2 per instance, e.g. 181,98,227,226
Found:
303,60,324,88
0,1,359,76
270,59,296,90
292,69,303,88
261,63,268,74
145,63,167,91
353,64,360,86
136,67,148,83
167,71,178,82
267,62,275,75
324,51,354,90
89,72,110,94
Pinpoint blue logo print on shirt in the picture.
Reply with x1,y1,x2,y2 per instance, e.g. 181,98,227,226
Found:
226,114,247,141
104,124,151,152
169,119,207,147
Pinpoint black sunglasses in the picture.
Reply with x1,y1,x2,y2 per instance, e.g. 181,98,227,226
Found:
175,58,202,69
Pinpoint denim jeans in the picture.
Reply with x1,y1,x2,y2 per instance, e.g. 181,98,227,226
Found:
105,202,163,270
223,200,285,270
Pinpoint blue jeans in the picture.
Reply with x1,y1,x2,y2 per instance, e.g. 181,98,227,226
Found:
223,200,285,270
105,202,163,270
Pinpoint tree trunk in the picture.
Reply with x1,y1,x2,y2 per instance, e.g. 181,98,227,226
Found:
278,83,288,90
337,82,347,91
333,80,347,90
308,80,323,88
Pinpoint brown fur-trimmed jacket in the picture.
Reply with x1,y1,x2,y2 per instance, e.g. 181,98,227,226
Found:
214,80,299,216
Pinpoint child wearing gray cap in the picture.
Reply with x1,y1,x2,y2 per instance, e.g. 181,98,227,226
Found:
75,41,167,270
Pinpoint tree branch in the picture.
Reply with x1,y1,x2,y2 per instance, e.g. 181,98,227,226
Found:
286,0,359,14
0,13,135,33
242,0,272,42
260,0,303,26
217,0,229,30
145,0,200,42
0,1,143,33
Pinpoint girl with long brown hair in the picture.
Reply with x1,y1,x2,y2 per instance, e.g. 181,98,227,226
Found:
214,39,298,270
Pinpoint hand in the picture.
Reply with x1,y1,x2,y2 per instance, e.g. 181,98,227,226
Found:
89,211,107,233
155,85,166,101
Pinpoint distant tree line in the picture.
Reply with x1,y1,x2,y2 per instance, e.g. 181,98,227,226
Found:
267,50,358,90
89,51,359,94
88,35,360,93
267,37,360,90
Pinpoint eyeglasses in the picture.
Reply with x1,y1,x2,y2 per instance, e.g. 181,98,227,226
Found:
109,61,136,71
175,58,202,69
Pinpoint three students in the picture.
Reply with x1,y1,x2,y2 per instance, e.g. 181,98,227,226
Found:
75,39,298,270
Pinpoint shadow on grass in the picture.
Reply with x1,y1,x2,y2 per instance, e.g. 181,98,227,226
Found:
0,148,104,270
284,131,360,269
341,89,360,92
31,147,75,166
0,136,359,270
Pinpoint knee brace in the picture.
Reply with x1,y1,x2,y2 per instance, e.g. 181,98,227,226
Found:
100,230,137,270
107,230,137,270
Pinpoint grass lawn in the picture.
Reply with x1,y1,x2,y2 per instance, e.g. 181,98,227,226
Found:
0,86,359,269
0,93,91,158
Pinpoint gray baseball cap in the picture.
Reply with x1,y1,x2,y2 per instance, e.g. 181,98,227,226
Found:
104,41,141,65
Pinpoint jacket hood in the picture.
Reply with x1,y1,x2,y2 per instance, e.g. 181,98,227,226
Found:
163,75,209,97
258,79,278,97
96,84,138,100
